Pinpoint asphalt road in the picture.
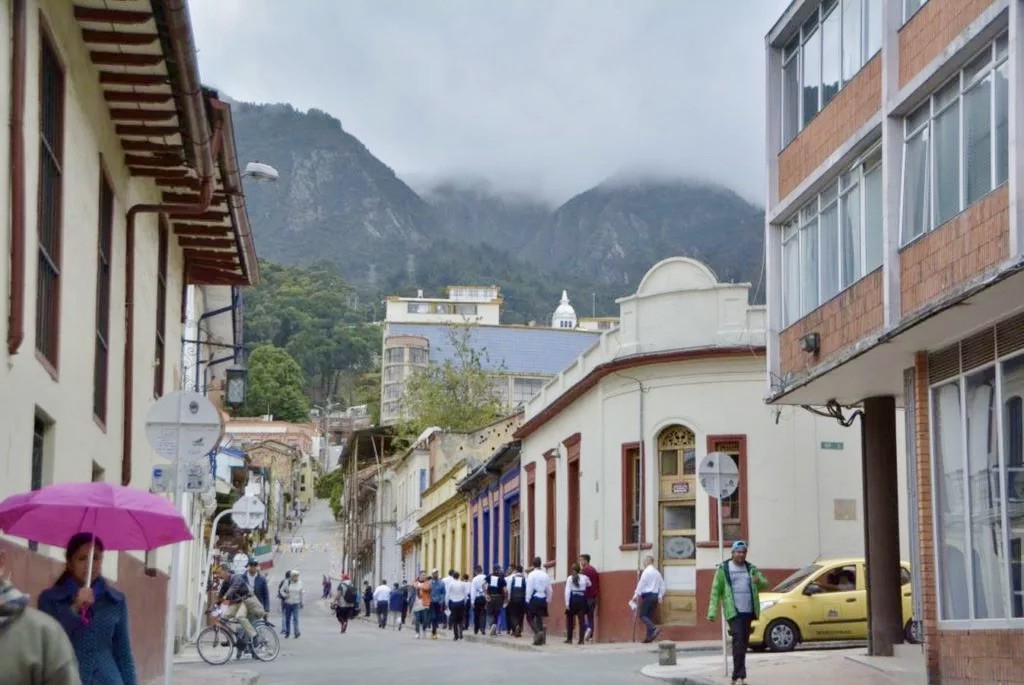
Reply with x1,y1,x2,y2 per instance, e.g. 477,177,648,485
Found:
174,500,662,685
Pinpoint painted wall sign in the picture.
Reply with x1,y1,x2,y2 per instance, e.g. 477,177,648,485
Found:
671,482,690,494
821,441,844,450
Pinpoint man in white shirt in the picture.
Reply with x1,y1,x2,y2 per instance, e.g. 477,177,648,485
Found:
631,555,666,643
524,556,552,646
373,580,391,629
470,566,487,634
445,571,469,641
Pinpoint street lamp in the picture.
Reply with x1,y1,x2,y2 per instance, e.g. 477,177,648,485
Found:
242,161,279,182
225,365,247,407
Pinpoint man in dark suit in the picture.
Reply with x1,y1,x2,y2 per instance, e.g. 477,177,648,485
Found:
245,558,270,612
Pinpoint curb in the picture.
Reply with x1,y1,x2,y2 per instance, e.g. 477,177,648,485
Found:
640,664,716,685
461,632,548,653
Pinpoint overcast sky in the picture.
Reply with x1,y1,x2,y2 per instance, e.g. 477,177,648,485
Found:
191,1,791,206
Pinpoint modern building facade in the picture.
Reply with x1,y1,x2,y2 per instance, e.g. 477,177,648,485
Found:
516,258,901,642
0,1,259,681
380,292,602,424
765,1,1024,681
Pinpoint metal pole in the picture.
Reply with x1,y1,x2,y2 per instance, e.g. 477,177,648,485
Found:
719,491,727,677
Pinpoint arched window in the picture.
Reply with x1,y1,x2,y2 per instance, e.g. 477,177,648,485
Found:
658,425,696,476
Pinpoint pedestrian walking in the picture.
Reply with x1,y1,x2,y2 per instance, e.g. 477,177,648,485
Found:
484,565,506,636
580,553,600,642
412,572,432,639
244,559,270,613
322,575,331,599
470,566,487,634
444,572,468,640
460,573,472,631
707,541,770,685
37,534,137,685
277,571,292,618
280,570,304,639
631,555,666,643
525,556,552,646
373,580,391,629
428,570,446,639
332,574,357,634
400,579,413,627
389,583,406,629
362,582,373,617
506,565,527,637
0,547,81,685
563,563,591,645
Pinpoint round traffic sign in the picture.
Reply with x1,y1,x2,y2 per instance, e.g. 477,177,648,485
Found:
145,391,223,463
698,451,740,500
230,495,266,530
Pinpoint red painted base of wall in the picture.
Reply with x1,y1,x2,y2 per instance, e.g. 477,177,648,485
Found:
1,541,169,684
544,567,795,643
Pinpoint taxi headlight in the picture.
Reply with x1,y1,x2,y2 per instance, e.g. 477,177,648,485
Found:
759,599,778,613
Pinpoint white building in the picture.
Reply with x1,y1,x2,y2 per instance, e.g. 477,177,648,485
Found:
385,285,502,326
516,257,910,643
390,429,435,581
0,2,259,679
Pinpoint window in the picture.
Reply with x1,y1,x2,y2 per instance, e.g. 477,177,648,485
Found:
94,174,113,422
385,347,404,364
154,221,168,397
409,348,428,364
622,445,644,545
527,478,536,562
29,414,50,551
384,383,401,400
513,378,544,404
659,426,696,476
708,437,748,543
814,564,858,592
383,365,402,382
407,302,431,314
901,35,1009,245
455,303,478,316
489,377,510,405
546,471,556,563
904,0,928,21
36,32,65,367
781,145,882,325
929,325,1024,621
509,501,521,569
782,0,882,145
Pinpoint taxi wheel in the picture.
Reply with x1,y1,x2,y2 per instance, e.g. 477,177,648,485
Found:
766,619,799,652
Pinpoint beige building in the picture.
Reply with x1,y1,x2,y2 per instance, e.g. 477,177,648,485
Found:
0,1,258,681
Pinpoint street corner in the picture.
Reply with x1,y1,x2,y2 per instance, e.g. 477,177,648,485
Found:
640,663,716,685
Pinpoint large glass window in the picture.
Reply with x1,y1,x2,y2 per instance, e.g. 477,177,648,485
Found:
780,144,882,325
904,0,928,22
900,36,1009,244
931,334,1024,622
782,0,882,145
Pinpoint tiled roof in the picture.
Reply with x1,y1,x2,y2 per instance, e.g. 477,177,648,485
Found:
386,323,600,375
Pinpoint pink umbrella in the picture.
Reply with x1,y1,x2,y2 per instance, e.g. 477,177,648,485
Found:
0,481,193,592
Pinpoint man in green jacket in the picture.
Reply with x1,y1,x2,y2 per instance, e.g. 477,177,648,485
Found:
707,541,770,685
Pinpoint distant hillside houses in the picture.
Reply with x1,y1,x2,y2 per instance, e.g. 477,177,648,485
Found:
381,286,612,424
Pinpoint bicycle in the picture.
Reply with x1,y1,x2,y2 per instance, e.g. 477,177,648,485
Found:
195,611,281,665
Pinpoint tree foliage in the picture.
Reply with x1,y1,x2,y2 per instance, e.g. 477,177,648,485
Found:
244,260,381,406
232,344,310,421
398,326,505,443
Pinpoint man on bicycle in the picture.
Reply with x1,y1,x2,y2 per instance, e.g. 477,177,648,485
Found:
216,565,265,649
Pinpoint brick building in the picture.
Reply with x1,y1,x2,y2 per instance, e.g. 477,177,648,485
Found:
765,1,1023,683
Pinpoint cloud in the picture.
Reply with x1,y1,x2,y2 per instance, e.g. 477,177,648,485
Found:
190,0,791,205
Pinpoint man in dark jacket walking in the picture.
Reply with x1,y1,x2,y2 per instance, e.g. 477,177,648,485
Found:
244,559,270,612
362,583,373,617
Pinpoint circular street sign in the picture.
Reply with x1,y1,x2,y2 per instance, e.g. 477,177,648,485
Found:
230,495,267,531
145,391,223,463
698,451,740,500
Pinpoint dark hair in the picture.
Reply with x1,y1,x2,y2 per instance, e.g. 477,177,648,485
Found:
461,574,469,581
474,565,483,574
571,562,581,587
533,556,542,568
57,533,105,586
581,554,591,564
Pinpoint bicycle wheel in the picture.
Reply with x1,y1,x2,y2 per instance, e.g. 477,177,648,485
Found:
252,622,281,662
196,624,234,665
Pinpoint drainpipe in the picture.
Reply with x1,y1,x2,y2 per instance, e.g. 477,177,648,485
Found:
7,0,26,356
120,1,226,486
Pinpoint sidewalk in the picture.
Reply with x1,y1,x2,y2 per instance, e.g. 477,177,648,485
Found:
641,645,926,685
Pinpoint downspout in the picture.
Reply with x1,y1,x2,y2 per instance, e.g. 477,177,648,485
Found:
7,0,26,356
120,0,224,485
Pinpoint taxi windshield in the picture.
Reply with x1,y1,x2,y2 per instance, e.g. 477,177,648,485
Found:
772,564,821,593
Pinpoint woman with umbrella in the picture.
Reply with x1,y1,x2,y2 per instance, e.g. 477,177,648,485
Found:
38,533,137,685
0,481,193,685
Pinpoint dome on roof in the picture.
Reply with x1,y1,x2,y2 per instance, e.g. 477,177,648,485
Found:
551,290,578,329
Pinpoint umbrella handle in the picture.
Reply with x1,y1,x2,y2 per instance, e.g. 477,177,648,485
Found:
80,531,96,625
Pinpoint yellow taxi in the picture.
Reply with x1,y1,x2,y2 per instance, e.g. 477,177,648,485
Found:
749,557,916,651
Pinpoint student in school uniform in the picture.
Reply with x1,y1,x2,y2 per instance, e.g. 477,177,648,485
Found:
563,563,591,645
525,557,552,646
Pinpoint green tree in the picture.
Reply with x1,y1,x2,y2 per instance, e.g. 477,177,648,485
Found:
233,345,310,421
398,326,504,442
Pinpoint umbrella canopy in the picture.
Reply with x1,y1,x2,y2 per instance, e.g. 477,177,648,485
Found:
0,481,192,551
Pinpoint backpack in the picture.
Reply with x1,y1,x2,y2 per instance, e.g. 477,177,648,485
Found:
343,583,357,604
509,575,526,601
277,579,289,600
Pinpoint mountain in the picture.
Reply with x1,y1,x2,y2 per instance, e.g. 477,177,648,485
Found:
231,102,765,322
527,179,764,289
